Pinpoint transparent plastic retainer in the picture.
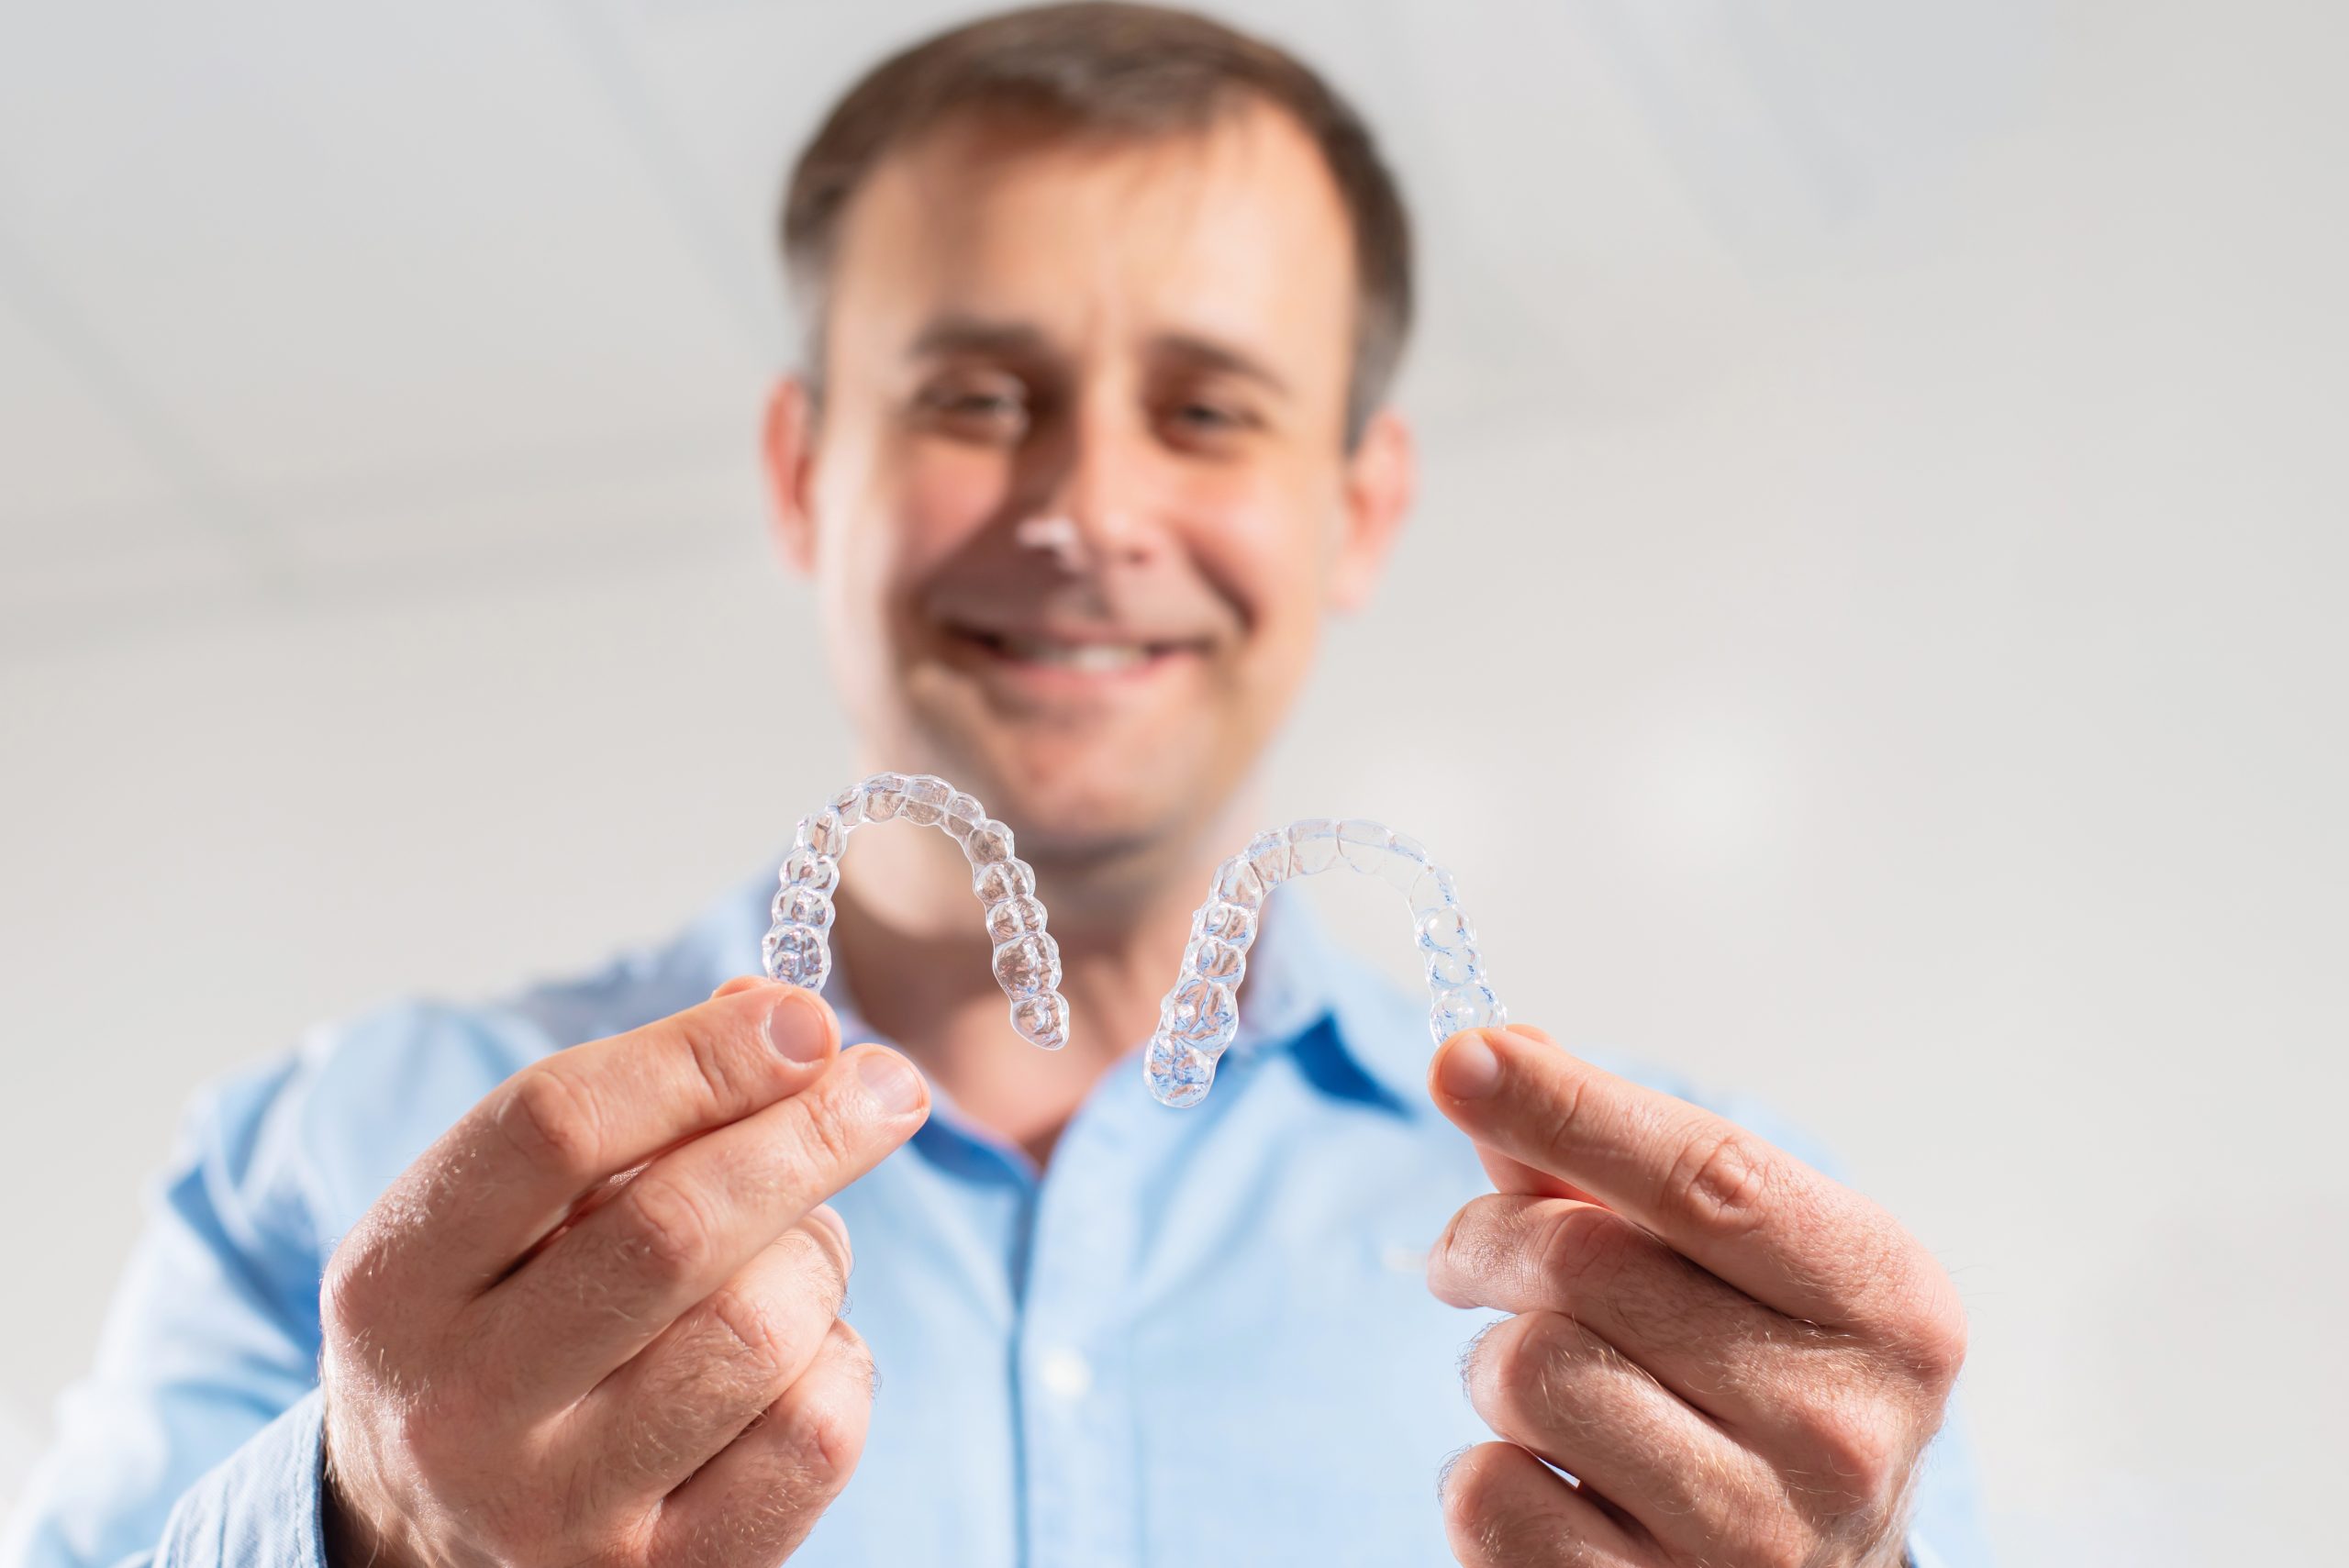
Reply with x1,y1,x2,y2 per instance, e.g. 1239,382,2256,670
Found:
764,784,1500,1108
763,773,1072,1052
1143,818,1504,1106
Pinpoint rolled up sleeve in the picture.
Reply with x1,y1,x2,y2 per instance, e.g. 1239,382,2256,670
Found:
150,1390,329,1568
3,1058,333,1568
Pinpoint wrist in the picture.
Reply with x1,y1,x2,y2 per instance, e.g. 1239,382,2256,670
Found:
320,1430,431,1568
321,1471,402,1568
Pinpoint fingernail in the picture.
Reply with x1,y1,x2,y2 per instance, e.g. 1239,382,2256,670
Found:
766,991,830,1062
1436,1033,1504,1099
805,1203,853,1269
855,1048,926,1116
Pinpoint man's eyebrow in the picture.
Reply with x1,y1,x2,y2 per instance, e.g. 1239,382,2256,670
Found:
906,316,1053,361
905,318,1291,396
1152,332,1291,396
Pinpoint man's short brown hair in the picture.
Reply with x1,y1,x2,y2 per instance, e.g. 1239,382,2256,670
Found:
782,1,1414,443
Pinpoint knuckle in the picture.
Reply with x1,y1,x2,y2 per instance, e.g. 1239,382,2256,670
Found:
319,1231,386,1332
788,1339,875,1482
617,1171,721,1283
1898,1272,1971,1388
1478,1311,1580,1428
1429,1196,1506,1299
1663,1125,1774,1239
675,1001,762,1115
795,1395,865,1483
1531,1071,1597,1170
1455,1315,1504,1395
1438,1443,1508,1536
496,1066,603,1182
1900,1318,1968,1398
1532,1202,1630,1296
1798,1396,1909,1509
787,1084,869,1179
1852,1228,1970,1388
700,1284,795,1388
1442,1446,1577,1567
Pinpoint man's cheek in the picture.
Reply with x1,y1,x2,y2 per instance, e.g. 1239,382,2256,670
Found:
898,447,1015,548
1194,485,1326,614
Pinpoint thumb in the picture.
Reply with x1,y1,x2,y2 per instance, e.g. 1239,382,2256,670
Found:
1446,1025,1609,1206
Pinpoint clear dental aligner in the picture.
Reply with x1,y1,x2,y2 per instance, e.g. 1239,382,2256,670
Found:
763,773,1073,1052
1145,819,1505,1107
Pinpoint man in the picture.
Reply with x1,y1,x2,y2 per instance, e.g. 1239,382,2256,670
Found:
5,6,1985,1565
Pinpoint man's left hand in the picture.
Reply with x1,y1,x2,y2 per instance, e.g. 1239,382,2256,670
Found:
1426,1026,1966,1568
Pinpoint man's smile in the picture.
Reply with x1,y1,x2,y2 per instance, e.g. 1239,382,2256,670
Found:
941,621,1214,694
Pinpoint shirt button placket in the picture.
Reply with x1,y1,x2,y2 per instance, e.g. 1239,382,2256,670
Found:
1017,1095,1144,1568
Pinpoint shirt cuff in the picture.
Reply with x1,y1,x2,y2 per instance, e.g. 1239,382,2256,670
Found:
154,1387,331,1568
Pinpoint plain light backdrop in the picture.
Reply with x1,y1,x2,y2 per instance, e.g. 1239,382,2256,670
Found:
3,2,2343,1563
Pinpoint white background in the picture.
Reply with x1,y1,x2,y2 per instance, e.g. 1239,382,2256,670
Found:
3,2,2343,1562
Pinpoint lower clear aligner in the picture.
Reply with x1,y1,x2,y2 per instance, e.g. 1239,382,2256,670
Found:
1145,819,1506,1108
763,773,1072,1051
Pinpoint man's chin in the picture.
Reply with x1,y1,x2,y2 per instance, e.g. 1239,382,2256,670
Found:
979,778,1179,862
929,740,1211,864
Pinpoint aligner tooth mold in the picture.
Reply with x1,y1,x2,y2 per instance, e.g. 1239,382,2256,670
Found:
764,773,1072,1051
1145,818,1506,1107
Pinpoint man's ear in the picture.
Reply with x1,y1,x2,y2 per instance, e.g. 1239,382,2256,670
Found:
763,376,819,576
1328,406,1416,613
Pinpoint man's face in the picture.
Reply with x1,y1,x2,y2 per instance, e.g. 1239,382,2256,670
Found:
768,100,1410,862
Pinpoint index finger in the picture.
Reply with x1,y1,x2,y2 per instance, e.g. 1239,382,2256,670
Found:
363,980,841,1299
1428,1028,1919,1334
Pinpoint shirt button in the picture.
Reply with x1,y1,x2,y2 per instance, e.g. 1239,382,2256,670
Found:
1382,1242,1429,1274
1036,1346,1094,1401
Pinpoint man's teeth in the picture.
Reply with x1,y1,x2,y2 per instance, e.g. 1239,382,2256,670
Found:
999,637,1152,672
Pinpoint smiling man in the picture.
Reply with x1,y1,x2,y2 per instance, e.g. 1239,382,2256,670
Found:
4,6,1986,1568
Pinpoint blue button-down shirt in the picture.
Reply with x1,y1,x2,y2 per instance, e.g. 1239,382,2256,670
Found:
4,872,1988,1567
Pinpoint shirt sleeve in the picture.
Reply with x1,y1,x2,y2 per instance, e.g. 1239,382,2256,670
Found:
2,1056,334,1568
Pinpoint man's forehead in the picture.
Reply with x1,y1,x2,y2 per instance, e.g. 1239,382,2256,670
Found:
825,98,1356,366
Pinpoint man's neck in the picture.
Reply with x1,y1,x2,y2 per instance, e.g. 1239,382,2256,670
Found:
823,798,1252,1166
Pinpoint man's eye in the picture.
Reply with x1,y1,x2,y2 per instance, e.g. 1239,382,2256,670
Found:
1161,399,1259,444
913,379,1031,439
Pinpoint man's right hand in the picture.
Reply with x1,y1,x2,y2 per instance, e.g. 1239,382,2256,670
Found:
317,976,930,1568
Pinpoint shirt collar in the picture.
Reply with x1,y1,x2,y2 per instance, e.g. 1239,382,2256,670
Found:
1240,889,1434,1115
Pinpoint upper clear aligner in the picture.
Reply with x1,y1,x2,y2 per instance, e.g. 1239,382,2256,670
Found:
763,791,1499,1106
1143,819,1505,1107
763,773,1072,1051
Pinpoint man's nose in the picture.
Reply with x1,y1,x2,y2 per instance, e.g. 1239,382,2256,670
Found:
1017,408,1156,571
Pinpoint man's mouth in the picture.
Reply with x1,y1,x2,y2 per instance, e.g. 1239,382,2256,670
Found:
947,625,1208,681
